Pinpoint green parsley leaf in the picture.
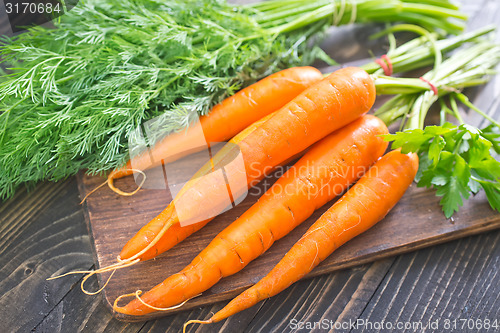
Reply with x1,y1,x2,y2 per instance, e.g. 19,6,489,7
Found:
435,154,471,218
480,124,500,155
428,135,445,166
383,123,500,217
481,181,500,212
382,129,431,153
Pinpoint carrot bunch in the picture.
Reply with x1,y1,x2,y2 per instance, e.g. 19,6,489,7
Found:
113,114,390,315
107,66,324,185
99,27,498,271
46,62,423,327
50,66,379,293
102,61,426,326
109,65,415,317
110,67,377,269
185,149,419,329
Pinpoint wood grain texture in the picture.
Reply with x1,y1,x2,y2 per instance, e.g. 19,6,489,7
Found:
0,179,93,332
245,259,394,333
34,271,146,333
357,231,500,333
1,0,499,332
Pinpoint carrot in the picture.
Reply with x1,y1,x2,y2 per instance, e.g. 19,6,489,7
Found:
185,149,418,329
117,67,376,264
57,68,324,292
113,114,389,316
121,111,279,260
107,66,323,182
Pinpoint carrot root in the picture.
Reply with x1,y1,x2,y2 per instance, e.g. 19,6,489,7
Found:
113,290,201,313
50,209,177,296
79,179,107,205
46,257,141,294
183,319,212,333
81,269,116,296
107,168,147,197
80,168,147,205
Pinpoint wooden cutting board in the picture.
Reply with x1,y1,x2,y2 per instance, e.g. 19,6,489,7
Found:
77,145,500,322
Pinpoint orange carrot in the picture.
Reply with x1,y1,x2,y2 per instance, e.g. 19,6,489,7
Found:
185,149,418,328
108,66,323,181
121,111,278,260
68,68,325,293
113,114,389,316
117,67,376,264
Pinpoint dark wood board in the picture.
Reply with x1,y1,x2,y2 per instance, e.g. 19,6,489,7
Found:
77,143,500,322
0,0,496,331
0,0,497,332
72,0,500,323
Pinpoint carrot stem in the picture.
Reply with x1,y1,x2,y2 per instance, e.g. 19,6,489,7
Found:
256,0,466,36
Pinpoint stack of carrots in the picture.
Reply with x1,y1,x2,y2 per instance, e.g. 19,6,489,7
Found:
89,66,419,327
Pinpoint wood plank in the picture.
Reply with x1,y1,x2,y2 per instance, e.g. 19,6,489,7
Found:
77,148,500,322
34,270,146,333
244,259,394,333
356,230,500,332
137,297,265,333
0,179,94,332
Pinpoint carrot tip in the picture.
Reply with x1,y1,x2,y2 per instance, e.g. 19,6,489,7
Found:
113,290,143,312
80,178,108,204
183,319,212,333
113,291,202,315
79,167,146,204
107,168,146,197
134,292,202,312
48,258,140,297
81,268,116,295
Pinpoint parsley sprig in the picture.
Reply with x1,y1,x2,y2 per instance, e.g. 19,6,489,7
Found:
377,33,500,217
386,123,500,217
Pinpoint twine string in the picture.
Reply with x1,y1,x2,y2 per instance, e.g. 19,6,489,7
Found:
375,54,393,76
419,77,438,95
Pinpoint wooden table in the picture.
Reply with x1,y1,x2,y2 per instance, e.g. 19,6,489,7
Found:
1,0,499,332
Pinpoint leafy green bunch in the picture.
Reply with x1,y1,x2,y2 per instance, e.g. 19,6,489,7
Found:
0,0,331,199
0,0,467,199
386,123,500,217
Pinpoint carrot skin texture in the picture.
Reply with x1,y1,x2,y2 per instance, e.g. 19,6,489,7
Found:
118,67,376,262
209,149,419,323
114,114,389,316
109,66,324,179
119,112,277,260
